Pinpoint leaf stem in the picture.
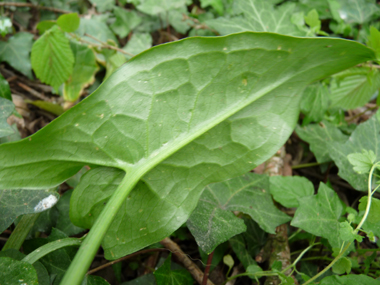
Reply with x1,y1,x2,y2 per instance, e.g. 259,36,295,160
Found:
2,213,40,251
291,161,327,169
60,170,142,285
281,243,320,274
22,237,84,264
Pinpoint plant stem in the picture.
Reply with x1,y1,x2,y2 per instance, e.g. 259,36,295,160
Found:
291,161,327,169
22,237,83,264
2,213,40,251
60,170,142,285
202,251,214,285
281,243,320,274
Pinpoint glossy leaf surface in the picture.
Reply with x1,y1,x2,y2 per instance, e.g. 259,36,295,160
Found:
187,173,290,253
0,33,375,259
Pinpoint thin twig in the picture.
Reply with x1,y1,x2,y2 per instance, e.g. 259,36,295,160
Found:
86,248,168,275
0,2,71,14
160,237,215,285
83,33,135,57
17,82,49,101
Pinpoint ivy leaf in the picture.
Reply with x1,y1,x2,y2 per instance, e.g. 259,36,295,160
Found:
137,0,190,15
122,33,153,59
206,1,305,36
358,197,380,224
0,32,34,78
88,0,115,12
329,67,380,110
291,183,344,249
320,274,380,285
153,254,193,285
0,33,375,260
336,0,380,24
327,115,380,191
167,7,193,35
57,13,80,33
332,257,351,274
339,221,363,242
0,74,11,101
187,173,290,253
296,121,348,164
76,18,117,44
347,149,376,174
304,9,322,34
300,83,329,125
0,97,14,138
0,188,59,232
31,25,74,90
0,257,38,285
270,176,314,208
63,42,98,102
110,7,142,38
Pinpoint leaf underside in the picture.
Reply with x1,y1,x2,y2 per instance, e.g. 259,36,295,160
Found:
0,32,374,259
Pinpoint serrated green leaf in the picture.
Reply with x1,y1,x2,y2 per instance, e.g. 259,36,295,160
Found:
89,0,115,12
110,7,142,38
291,183,344,248
0,33,375,262
332,257,351,274
300,83,329,125
137,0,189,15
122,33,153,60
0,257,38,285
320,274,380,285
0,32,34,78
57,13,80,33
269,176,314,208
0,97,15,138
347,149,376,174
31,25,74,90
296,121,348,164
206,0,305,36
0,74,11,101
329,67,380,110
0,188,59,232
153,253,193,285
36,20,56,34
327,114,380,191
187,173,290,253
358,196,380,224
63,42,98,102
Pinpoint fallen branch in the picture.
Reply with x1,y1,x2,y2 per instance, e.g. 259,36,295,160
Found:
160,237,215,285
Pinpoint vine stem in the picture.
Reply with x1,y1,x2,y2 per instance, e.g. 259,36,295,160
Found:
60,169,142,285
304,162,380,285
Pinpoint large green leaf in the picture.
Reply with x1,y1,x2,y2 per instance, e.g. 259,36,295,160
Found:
329,67,380,110
0,32,34,78
31,25,74,90
335,0,380,24
291,183,344,249
327,114,380,190
206,1,305,36
187,173,290,254
0,34,375,261
63,42,98,102
296,121,348,164
0,188,59,232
